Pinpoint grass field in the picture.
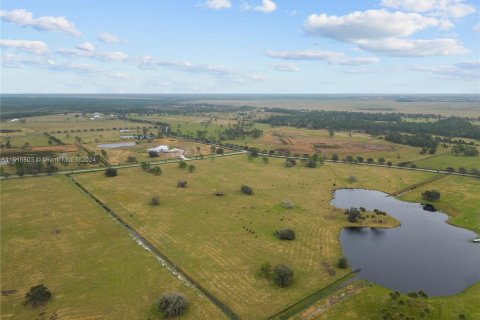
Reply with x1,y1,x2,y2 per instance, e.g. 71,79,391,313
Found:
74,156,434,318
413,154,480,171
0,176,225,320
399,175,480,234
311,281,480,320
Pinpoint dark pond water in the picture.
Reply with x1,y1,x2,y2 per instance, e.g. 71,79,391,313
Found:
331,189,480,296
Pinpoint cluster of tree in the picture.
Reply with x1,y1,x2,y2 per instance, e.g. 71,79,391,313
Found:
105,167,117,177
13,161,59,176
219,121,263,140
384,290,432,320
177,180,188,188
451,144,479,156
47,135,63,145
385,132,437,150
240,185,253,195
158,292,189,318
261,110,480,139
24,284,52,307
421,190,441,201
259,262,294,287
345,207,361,223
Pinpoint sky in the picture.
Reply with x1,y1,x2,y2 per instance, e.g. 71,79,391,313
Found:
1,0,479,94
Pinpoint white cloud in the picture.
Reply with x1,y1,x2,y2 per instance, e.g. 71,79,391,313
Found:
58,47,129,62
355,38,468,56
76,42,95,52
0,39,49,55
97,32,126,44
0,9,81,36
381,0,476,18
135,55,234,75
246,0,277,14
260,0,278,13
410,60,480,80
265,49,379,65
474,23,480,32
271,63,299,72
205,0,232,10
304,9,451,41
303,9,468,57
266,49,344,61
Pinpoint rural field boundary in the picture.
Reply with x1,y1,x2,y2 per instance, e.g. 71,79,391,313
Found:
76,142,111,167
267,272,358,320
388,174,447,197
66,175,240,320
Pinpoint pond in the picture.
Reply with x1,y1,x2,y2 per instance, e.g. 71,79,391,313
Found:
97,142,137,149
331,189,480,296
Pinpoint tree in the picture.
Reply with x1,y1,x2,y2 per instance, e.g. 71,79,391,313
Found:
149,166,162,175
277,229,296,240
337,257,348,269
262,156,269,164
177,180,188,188
158,292,189,318
127,156,137,163
178,161,187,169
148,150,159,158
331,154,339,161
187,164,196,173
25,284,52,307
105,167,117,177
216,148,224,156
345,207,361,222
240,185,253,195
259,262,272,279
421,190,440,201
446,167,455,172
367,158,374,164
285,158,296,168
151,195,161,206
274,264,294,287
304,158,317,168
356,156,364,163
378,157,386,164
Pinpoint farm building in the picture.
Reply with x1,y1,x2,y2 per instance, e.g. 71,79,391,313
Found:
147,145,169,153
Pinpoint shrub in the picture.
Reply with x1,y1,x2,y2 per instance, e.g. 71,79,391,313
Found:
214,192,224,196
151,195,161,206
421,190,440,201
378,157,386,164
259,262,272,278
274,264,294,287
285,158,296,168
304,158,317,168
240,185,253,195
127,156,137,163
446,167,455,172
367,158,374,164
337,257,348,269
331,154,339,161
158,292,189,317
187,164,196,173
282,199,295,209
105,167,117,177
177,180,188,188
262,156,269,163
347,175,357,183
25,284,52,307
277,229,296,240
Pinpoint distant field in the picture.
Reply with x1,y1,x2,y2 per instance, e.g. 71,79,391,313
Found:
0,176,225,319
191,97,480,117
75,157,434,318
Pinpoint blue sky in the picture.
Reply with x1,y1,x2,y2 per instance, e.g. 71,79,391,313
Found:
1,0,479,93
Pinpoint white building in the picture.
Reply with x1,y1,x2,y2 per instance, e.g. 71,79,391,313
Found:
147,145,169,153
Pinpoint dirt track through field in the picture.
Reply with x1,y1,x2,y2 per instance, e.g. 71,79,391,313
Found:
66,175,240,320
